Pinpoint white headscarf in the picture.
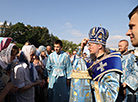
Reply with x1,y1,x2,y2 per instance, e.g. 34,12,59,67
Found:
20,45,36,63
0,44,15,69
19,45,38,81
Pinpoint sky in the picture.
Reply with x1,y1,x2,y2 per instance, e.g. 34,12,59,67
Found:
0,0,137,49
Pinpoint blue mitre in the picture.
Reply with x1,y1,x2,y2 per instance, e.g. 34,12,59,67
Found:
88,27,109,45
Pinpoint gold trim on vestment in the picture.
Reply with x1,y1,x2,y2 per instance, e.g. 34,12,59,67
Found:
94,81,102,102
86,52,122,81
87,53,121,70
71,71,92,79
94,69,123,81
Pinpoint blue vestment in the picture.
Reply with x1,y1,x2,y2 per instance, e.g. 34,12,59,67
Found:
46,51,72,102
88,52,122,102
121,53,138,102
69,55,92,102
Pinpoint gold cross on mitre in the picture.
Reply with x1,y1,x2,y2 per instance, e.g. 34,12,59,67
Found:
97,62,107,72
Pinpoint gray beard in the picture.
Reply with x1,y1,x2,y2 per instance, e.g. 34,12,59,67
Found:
90,54,96,61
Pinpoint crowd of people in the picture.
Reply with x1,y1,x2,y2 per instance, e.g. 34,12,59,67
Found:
0,5,138,102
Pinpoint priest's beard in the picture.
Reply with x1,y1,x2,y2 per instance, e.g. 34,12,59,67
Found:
90,54,96,61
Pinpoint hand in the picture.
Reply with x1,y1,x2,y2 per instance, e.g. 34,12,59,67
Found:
81,38,89,50
35,79,42,85
73,70,76,72
122,82,127,88
39,79,46,87
47,78,49,83
5,82,17,92
123,89,126,96
35,79,45,87
9,87,18,94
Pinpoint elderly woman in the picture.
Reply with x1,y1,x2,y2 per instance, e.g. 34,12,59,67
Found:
11,45,45,102
0,38,19,101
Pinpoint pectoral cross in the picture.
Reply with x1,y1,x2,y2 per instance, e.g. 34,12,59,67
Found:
97,62,107,72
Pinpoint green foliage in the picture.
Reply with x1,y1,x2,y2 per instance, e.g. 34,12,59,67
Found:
16,43,24,49
77,43,81,46
0,20,79,51
62,40,79,53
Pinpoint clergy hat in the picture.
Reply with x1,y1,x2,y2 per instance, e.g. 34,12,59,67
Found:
88,27,109,45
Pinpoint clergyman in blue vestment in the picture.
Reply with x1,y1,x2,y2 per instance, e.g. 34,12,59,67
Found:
46,40,72,102
82,27,122,102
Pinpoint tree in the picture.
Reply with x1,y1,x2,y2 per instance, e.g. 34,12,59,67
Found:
10,22,28,44
1,21,78,50
49,33,59,49
0,20,7,36
38,27,51,47
3,22,12,37
62,40,79,52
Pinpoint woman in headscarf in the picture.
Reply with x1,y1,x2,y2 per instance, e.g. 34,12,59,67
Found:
0,41,19,101
0,37,12,51
11,45,45,102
